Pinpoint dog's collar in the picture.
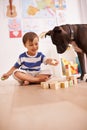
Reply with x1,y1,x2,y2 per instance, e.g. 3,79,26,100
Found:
68,25,74,41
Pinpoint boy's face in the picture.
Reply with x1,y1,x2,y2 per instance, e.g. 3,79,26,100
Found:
25,37,39,56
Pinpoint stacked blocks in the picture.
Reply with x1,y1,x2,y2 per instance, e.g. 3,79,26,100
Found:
41,75,78,90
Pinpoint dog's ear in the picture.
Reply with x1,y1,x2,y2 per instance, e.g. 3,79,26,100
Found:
53,26,62,33
45,26,62,37
45,30,52,37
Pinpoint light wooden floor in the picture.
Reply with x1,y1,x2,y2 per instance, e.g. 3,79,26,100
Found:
0,80,87,130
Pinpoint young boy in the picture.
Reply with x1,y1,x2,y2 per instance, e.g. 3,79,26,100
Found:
1,32,59,85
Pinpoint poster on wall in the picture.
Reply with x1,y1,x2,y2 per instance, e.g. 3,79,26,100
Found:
55,0,66,10
55,0,67,25
4,0,21,18
22,0,58,34
23,18,57,35
22,0,67,34
22,0,56,18
56,10,67,25
8,18,22,38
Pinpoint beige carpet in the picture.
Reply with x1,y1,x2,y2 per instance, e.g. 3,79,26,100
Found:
0,80,87,130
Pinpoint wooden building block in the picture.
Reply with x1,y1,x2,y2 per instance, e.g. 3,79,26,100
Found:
73,76,78,85
50,82,60,90
60,81,69,88
65,64,72,77
68,79,73,87
41,82,49,89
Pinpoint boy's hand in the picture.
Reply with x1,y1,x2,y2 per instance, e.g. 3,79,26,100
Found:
46,58,59,66
51,59,59,66
1,73,9,80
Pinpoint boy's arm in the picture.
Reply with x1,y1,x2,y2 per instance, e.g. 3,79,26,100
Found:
1,66,17,80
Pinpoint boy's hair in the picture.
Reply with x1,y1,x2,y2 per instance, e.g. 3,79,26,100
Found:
22,32,39,45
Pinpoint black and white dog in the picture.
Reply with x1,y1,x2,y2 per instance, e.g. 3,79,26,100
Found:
45,24,87,81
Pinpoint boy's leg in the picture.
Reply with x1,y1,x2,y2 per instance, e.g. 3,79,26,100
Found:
13,69,49,84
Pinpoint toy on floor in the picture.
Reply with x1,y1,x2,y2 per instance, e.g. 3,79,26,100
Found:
1,77,5,80
41,75,78,90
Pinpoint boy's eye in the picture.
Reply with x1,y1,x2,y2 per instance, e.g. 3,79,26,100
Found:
35,43,38,45
29,44,33,46
28,42,38,46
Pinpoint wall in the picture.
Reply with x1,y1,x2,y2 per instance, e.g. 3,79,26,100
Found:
0,0,82,80
66,0,82,24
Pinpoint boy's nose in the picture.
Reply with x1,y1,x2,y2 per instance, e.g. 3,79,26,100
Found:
33,45,38,49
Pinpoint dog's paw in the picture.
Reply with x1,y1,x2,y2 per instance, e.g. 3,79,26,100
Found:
83,74,87,82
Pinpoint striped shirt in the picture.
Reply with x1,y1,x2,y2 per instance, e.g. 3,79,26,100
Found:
14,52,47,72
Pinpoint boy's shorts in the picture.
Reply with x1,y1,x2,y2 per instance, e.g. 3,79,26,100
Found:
13,68,52,83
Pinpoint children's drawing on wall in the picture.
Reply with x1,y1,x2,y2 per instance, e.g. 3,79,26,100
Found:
56,10,67,25
8,18,22,38
55,0,67,25
4,0,21,18
55,0,66,10
22,0,56,18
23,18,56,35
23,19,39,34
6,0,17,18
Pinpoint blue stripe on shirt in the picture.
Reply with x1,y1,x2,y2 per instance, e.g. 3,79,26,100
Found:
14,52,45,72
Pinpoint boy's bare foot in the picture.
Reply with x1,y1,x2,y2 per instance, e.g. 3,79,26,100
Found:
37,75,51,82
23,81,29,86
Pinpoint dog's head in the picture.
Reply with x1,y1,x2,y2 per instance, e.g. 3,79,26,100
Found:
45,26,71,54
